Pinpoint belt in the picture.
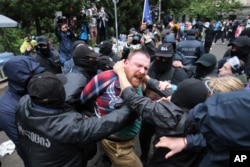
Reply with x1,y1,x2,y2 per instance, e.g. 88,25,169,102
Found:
105,135,132,142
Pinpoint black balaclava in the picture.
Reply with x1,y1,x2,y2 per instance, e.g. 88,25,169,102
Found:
238,47,250,59
195,64,215,80
171,78,208,109
231,46,250,59
38,44,51,57
99,47,112,55
149,57,173,79
154,57,173,73
73,56,98,76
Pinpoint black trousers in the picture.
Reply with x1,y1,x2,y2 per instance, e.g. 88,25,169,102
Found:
139,120,155,163
204,41,213,53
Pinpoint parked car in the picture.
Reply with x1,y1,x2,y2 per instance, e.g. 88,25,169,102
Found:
0,52,14,82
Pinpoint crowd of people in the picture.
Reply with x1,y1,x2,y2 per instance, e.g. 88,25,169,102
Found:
2,8,250,167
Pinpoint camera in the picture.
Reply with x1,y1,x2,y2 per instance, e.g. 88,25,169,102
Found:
132,32,142,45
56,16,67,25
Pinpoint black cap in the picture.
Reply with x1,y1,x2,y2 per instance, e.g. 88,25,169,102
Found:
72,40,86,50
73,44,101,58
155,43,174,57
171,78,208,109
98,56,115,70
195,53,217,67
36,35,49,45
28,72,67,107
228,36,250,47
97,40,113,50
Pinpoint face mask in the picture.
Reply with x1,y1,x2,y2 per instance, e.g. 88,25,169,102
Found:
154,58,172,73
231,50,239,57
39,48,50,56
195,65,214,79
76,57,98,75
231,47,250,59
99,48,111,55
238,47,250,58
86,60,98,76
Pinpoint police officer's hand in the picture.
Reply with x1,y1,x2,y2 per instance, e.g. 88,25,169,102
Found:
158,81,172,90
173,60,184,68
155,136,187,159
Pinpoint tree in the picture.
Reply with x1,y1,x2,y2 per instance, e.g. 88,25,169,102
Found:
0,0,84,52
184,0,243,21
0,0,244,54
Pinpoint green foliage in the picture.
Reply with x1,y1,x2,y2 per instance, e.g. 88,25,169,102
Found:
186,0,243,21
87,39,96,47
0,28,23,54
0,0,244,54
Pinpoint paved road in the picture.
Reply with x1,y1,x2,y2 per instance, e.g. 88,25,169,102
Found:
0,41,229,167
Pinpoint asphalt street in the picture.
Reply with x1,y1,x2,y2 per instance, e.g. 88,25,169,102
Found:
0,40,228,167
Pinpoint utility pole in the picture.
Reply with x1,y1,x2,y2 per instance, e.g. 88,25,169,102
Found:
158,0,161,23
113,0,119,53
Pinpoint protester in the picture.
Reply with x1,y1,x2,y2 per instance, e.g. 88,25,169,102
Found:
55,23,76,66
188,87,248,167
204,76,244,94
97,6,109,42
78,5,89,42
81,50,152,167
202,22,215,53
218,56,245,76
86,3,98,44
62,40,86,74
213,21,226,44
139,42,188,165
32,35,62,74
97,56,115,72
239,27,250,37
148,43,188,85
187,53,217,80
113,60,209,167
234,22,246,39
19,35,37,56
97,40,121,62
152,23,162,47
15,71,136,167
0,56,44,161
122,28,155,61
218,35,250,77
154,76,244,167
63,44,101,112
